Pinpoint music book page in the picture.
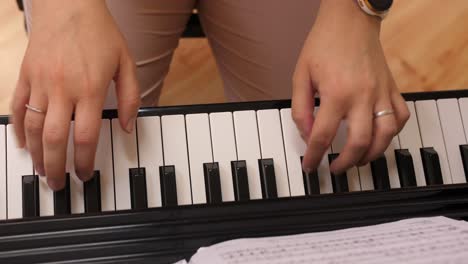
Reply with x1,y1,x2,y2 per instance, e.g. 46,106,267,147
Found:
183,217,468,264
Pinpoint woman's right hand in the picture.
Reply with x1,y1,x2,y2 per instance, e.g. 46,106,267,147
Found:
11,0,141,191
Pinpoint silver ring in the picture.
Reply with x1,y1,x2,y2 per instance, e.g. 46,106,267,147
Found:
374,109,394,118
25,104,45,114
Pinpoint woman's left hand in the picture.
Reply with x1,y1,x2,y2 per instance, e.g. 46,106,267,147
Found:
292,0,410,175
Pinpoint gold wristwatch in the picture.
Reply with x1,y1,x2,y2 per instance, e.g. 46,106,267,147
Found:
356,0,393,19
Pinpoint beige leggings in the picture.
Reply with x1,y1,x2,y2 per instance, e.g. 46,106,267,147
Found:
23,0,321,108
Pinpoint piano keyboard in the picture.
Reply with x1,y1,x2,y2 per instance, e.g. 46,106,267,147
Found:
0,92,468,220
0,90,468,263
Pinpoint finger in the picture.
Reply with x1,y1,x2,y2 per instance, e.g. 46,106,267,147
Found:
292,62,316,141
24,86,48,176
115,51,140,133
302,100,343,173
391,90,410,133
73,99,103,181
358,101,397,165
330,105,373,174
11,74,31,148
42,98,73,191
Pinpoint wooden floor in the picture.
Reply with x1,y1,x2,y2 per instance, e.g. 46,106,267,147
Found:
0,0,467,115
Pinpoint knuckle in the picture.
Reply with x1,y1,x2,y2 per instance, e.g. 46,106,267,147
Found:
291,108,306,126
381,122,397,138
43,126,66,145
400,107,411,124
359,72,378,90
12,101,25,114
74,128,97,147
46,63,66,84
324,83,357,106
326,75,377,104
334,93,354,107
24,115,44,135
122,95,141,110
349,137,371,151
310,132,333,149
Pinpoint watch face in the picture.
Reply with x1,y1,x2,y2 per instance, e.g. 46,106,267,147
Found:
368,0,393,11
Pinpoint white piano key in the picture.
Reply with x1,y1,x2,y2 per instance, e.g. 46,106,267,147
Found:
257,109,290,197
312,107,334,194
360,136,401,191
438,99,467,184
112,119,138,210
331,122,361,192
398,102,426,186
161,115,192,205
358,137,401,191
358,164,373,191
66,123,84,214
459,98,468,143
209,112,236,202
186,114,212,204
137,117,163,208
0,126,5,220
280,108,305,197
386,137,402,189
36,134,55,216
95,120,115,211
317,147,333,194
6,125,33,219
38,174,53,217
233,111,262,200
415,100,452,184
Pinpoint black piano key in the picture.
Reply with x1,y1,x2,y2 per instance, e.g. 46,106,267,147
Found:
22,175,39,218
461,145,468,181
328,154,349,193
258,159,278,199
203,162,222,204
129,168,148,210
300,156,320,195
54,173,71,215
370,155,391,190
420,147,444,185
159,166,178,206
84,171,101,213
231,160,250,202
395,149,417,187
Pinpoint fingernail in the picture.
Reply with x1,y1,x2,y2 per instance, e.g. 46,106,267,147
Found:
47,178,64,191
300,132,307,142
16,140,25,149
357,161,366,167
331,168,345,175
76,170,93,182
36,166,45,177
126,116,136,133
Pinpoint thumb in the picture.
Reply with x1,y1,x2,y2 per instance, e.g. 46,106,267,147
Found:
114,50,140,133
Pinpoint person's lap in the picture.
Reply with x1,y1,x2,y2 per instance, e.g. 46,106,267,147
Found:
24,0,321,108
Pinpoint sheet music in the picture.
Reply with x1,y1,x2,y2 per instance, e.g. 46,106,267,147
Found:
185,217,468,264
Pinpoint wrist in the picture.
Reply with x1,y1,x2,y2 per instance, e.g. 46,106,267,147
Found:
31,0,108,26
317,0,382,35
